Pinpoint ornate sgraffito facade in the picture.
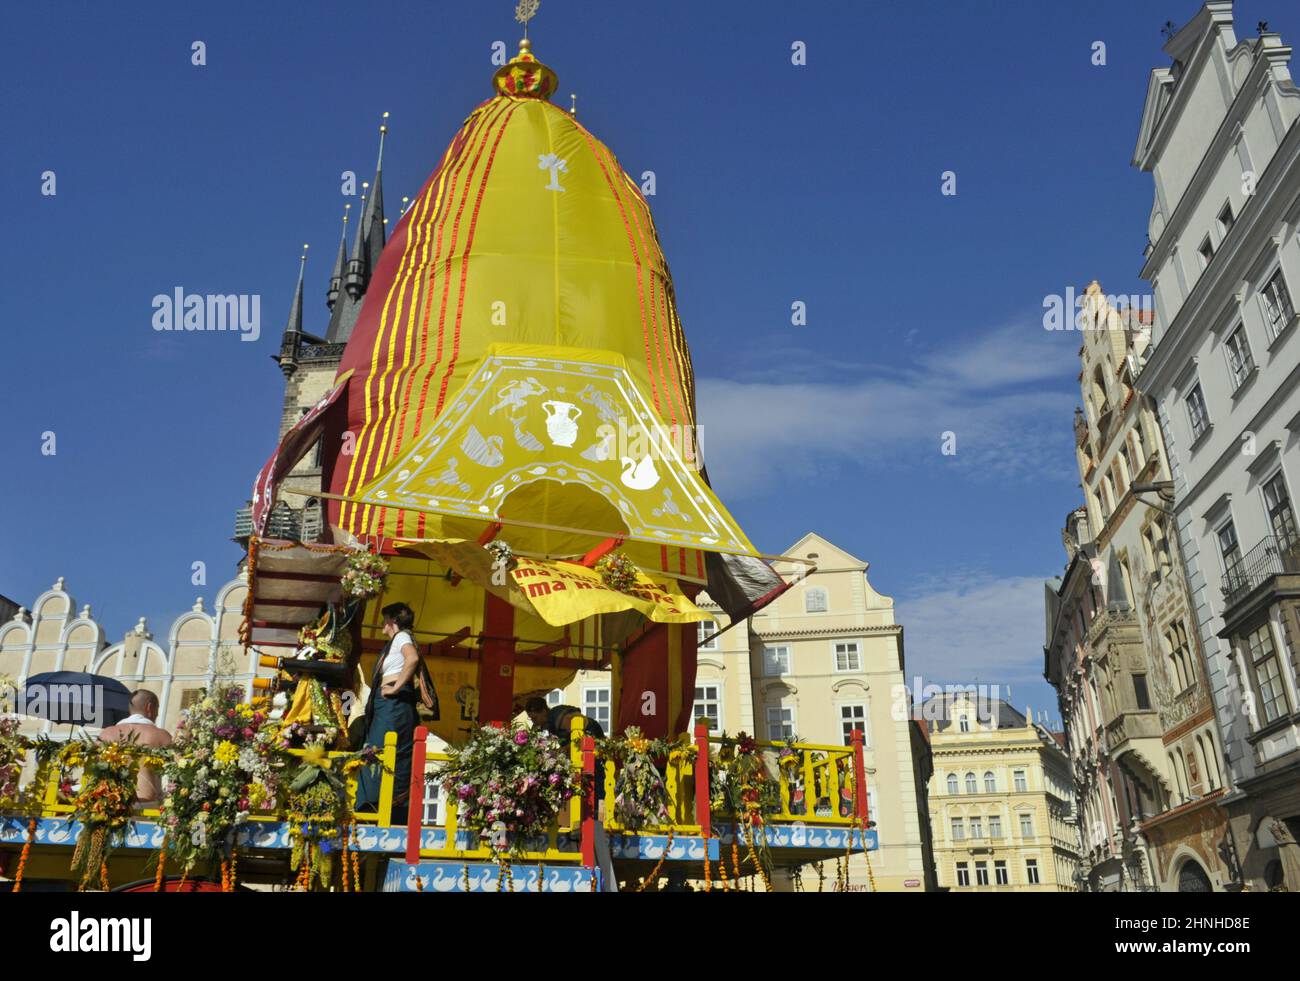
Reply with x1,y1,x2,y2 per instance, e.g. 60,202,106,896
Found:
1047,286,1233,890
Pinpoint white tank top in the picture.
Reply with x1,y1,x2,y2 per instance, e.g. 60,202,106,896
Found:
381,630,414,676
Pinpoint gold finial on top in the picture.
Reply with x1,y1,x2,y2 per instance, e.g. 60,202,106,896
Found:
569,93,577,117
301,243,309,261
380,110,390,135
515,0,540,38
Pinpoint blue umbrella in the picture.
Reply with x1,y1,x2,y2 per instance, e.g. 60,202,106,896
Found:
18,672,133,727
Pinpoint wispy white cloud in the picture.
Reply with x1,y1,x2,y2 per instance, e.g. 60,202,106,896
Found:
896,571,1057,698
696,317,1080,495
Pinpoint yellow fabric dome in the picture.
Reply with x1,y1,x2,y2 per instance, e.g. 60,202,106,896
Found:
327,43,753,574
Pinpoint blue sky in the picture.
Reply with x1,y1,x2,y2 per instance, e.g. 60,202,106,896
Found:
3,0,1296,723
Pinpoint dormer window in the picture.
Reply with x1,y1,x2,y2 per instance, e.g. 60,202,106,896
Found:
804,587,828,613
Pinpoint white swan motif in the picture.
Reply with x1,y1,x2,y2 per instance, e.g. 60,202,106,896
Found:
547,869,573,893
620,455,659,491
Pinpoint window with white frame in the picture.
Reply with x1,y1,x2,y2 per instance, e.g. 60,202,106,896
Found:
1264,471,1297,549
766,704,795,741
995,860,1009,885
1243,622,1290,725
1185,382,1210,441
975,861,989,886
697,619,720,651
1019,813,1034,838
984,771,996,793
421,776,442,826
1261,268,1296,341
1013,769,1027,792
946,773,959,794
965,772,977,794
955,862,970,886
762,645,790,676
1218,519,1244,586
969,816,983,839
582,686,611,732
833,641,861,672
951,817,965,841
545,688,564,708
958,713,971,733
1225,324,1254,389
693,683,722,732
804,587,828,613
989,814,1002,838
1025,858,1040,884
839,703,867,746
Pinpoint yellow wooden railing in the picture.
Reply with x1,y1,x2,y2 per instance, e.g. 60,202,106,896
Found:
706,735,862,827
24,732,401,828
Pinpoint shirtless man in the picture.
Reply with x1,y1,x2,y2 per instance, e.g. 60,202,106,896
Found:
99,690,173,805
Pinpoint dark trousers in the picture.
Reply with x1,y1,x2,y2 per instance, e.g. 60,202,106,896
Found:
356,689,417,822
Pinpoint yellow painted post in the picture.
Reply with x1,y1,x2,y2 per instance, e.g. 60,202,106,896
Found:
801,748,817,819
667,624,682,736
569,715,585,830
377,731,398,828
610,650,623,736
826,752,843,819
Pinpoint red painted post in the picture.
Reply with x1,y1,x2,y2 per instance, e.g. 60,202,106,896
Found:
406,726,429,865
851,729,869,823
580,734,596,869
693,723,711,839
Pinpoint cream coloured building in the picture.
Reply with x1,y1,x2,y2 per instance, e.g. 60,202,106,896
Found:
551,533,938,891
926,693,1080,892
0,576,255,739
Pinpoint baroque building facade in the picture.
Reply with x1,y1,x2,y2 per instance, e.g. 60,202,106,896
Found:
551,533,938,892
924,693,1079,892
1132,2,1300,890
0,576,255,740
1046,284,1234,892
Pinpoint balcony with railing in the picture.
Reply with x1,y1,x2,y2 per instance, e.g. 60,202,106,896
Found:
1222,535,1300,610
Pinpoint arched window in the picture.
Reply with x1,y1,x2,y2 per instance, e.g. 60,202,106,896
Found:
984,771,996,793
947,773,959,795
958,714,970,733
965,772,977,794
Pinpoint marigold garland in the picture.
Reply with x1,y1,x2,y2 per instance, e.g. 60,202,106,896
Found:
12,817,36,892
634,829,674,892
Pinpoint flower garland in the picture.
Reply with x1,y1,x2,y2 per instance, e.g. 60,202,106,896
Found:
485,539,517,573
436,723,579,859
340,549,389,600
708,732,776,886
596,727,694,832
0,714,32,811
283,734,382,890
158,683,276,877
51,736,169,889
595,552,638,592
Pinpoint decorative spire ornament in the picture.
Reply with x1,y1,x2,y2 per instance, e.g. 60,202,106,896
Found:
515,0,540,39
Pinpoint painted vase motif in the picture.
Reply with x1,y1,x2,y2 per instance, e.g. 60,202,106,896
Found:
542,401,582,447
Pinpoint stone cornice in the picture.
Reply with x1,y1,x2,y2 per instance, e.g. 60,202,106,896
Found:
753,625,900,641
